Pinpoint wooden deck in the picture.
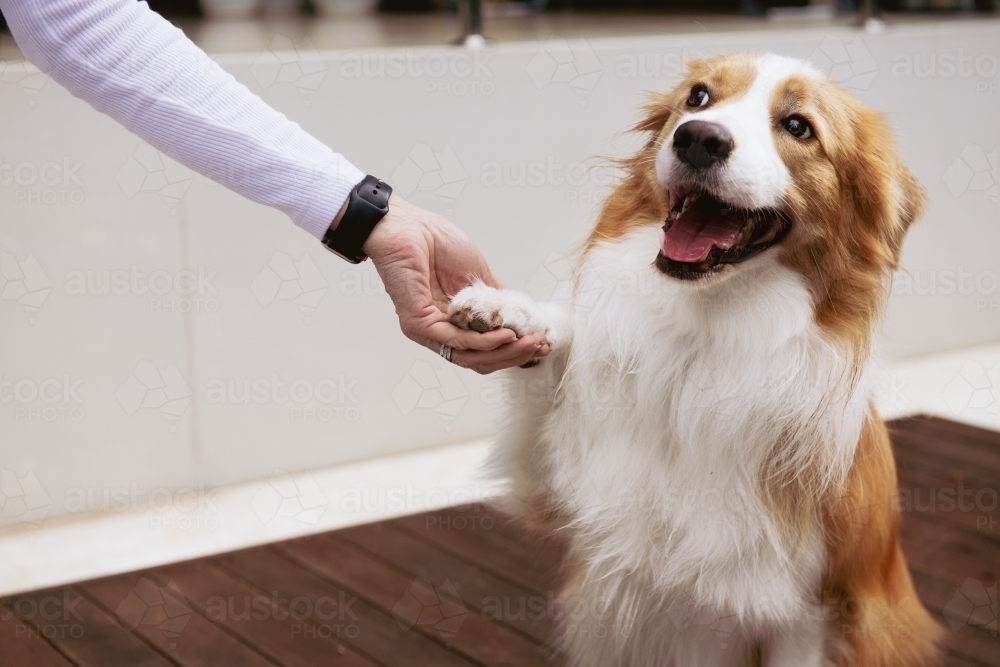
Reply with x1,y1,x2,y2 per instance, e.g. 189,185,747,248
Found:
2,416,997,666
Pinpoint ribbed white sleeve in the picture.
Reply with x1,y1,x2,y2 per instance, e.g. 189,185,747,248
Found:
0,0,365,238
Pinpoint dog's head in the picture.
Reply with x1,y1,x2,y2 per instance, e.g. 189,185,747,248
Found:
593,52,924,341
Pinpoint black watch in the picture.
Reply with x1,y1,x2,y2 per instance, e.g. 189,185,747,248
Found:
321,175,393,263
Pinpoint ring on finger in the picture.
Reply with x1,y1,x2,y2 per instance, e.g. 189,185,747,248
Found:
439,344,453,363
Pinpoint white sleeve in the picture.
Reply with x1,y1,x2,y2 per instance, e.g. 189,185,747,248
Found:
0,0,365,238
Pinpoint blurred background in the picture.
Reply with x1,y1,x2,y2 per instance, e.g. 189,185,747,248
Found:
1,0,998,594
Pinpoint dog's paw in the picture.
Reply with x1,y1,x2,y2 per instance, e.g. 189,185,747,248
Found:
448,283,548,340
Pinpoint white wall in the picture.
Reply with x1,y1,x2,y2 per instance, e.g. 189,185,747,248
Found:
2,20,998,528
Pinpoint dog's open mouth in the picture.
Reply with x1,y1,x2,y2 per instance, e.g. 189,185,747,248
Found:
655,185,790,280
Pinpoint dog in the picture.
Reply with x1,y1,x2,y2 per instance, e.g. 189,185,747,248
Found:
447,52,942,666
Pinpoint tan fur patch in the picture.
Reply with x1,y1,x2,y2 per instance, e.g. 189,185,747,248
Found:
823,412,942,666
768,74,924,359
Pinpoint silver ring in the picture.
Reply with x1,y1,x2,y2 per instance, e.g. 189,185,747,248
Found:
439,344,453,363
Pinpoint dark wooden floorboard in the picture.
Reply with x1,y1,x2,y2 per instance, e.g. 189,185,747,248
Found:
79,573,279,667
896,467,999,541
8,588,177,667
337,521,557,644
391,506,565,596
4,415,998,666
219,546,477,667
0,603,76,667
153,559,380,667
277,534,558,667
893,418,999,667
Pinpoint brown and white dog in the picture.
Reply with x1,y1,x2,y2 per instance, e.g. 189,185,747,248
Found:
448,52,941,666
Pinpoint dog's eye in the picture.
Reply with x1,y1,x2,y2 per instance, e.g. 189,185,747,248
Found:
782,115,813,140
686,86,710,108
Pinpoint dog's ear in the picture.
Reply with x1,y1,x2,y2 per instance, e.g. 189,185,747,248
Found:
634,92,674,135
830,94,923,270
890,162,925,263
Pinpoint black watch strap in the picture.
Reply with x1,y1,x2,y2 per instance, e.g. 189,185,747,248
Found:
321,175,392,263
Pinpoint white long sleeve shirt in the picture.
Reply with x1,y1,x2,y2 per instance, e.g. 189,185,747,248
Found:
0,0,365,238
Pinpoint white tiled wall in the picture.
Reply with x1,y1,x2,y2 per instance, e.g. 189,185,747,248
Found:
2,21,999,532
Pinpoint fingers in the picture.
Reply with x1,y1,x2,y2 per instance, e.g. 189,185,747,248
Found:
451,334,550,374
422,320,517,352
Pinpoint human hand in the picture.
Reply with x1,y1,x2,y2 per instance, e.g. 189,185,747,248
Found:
363,196,550,374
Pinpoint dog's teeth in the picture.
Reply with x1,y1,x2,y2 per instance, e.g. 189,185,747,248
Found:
681,192,698,214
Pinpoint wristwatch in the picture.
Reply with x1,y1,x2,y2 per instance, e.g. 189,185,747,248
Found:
321,175,393,263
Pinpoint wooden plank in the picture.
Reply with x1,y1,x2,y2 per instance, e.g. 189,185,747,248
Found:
894,448,998,497
909,570,1000,667
0,601,76,667
338,521,555,644
899,513,999,588
392,506,564,595
895,467,1000,542
428,505,566,562
78,573,277,667
942,650,994,667
5,588,175,667
896,416,1000,454
278,533,559,667
153,559,378,667
218,546,477,667
890,428,1000,484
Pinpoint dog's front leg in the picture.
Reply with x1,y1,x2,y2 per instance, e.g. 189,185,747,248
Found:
763,614,825,667
448,282,573,528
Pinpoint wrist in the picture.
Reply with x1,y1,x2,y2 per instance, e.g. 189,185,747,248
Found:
363,194,417,260
327,196,350,232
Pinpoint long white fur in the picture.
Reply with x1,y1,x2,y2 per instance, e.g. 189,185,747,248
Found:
448,54,871,667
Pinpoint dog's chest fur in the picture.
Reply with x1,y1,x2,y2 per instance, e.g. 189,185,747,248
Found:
536,227,867,626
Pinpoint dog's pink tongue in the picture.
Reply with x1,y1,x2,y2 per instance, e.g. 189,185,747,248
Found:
663,197,744,263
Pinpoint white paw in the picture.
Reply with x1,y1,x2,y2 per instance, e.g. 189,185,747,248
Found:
448,283,555,343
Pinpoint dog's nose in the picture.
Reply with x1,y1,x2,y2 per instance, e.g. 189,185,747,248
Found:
673,121,733,170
